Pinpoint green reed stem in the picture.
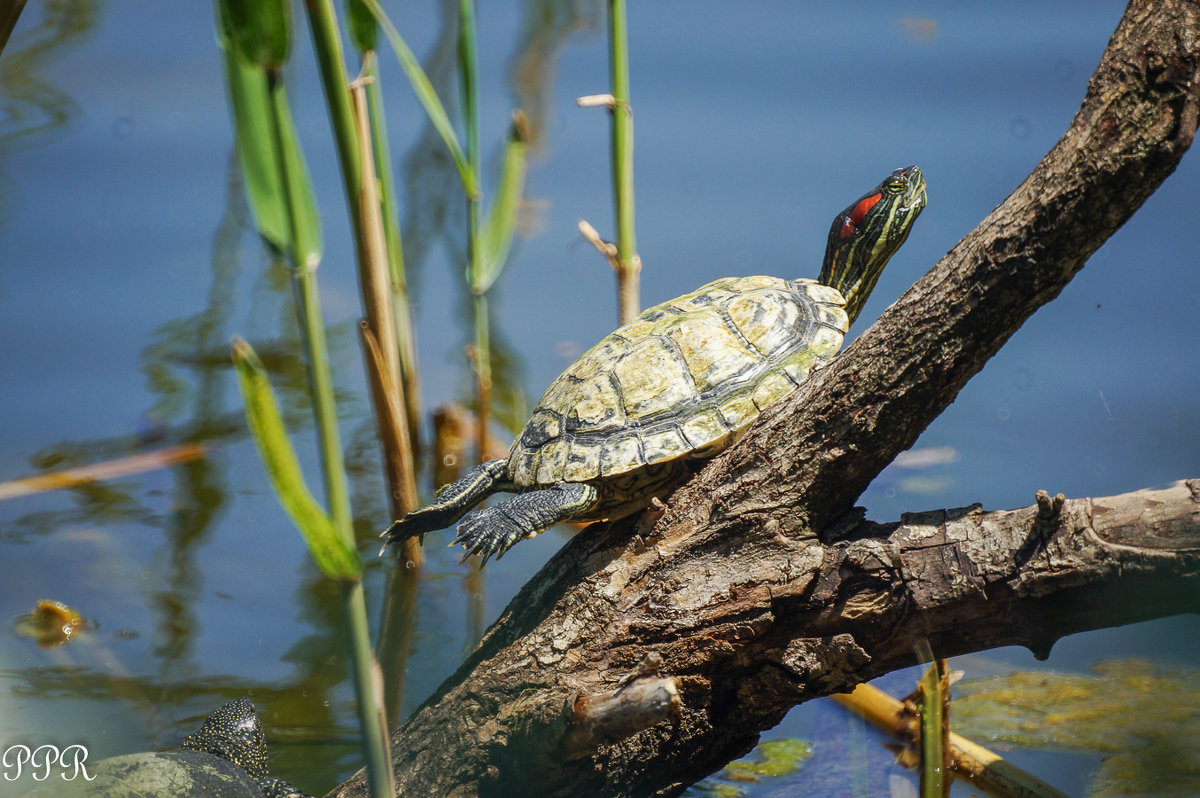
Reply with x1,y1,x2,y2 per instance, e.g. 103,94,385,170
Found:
360,0,477,198
340,579,394,795
295,5,398,795
222,2,396,793
303,0,362,225
917,653,950,798
457,0,490,463
458,0,479,178
608,0,640,324
472,293,490,459
265,69,350,538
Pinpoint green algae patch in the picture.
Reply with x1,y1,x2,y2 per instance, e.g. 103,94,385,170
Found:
954,657,1200,796
691,738,814,797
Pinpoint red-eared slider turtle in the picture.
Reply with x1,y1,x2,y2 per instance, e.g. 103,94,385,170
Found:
383,166,926,564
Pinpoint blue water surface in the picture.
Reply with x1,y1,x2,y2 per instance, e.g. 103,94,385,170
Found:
1,2,1197,795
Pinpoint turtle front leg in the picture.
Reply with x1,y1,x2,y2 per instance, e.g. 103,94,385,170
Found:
454,481,600,564
380,458,513,553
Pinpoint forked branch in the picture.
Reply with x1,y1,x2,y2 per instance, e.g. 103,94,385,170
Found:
330,1,1200,795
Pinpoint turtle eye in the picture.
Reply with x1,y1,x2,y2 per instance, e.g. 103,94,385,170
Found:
885,178,905,193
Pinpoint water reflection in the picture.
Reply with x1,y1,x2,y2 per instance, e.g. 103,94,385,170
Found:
396,0,462,293
452,287,528,438
1,146,368,790
508,0,602,155
1,0,579,787
0,0,97,148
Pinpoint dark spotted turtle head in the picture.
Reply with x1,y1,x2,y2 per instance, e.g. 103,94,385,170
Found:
181,697,269,779
181,698,309,797
24,697,310,798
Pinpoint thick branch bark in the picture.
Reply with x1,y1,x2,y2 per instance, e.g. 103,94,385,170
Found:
330,2,1200,796
338,481,1199,798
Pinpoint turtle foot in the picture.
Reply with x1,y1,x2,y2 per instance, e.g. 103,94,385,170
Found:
453,481,601,565
378,458,511,555
454,505,527,564
259,774,313,798
380,505,458,550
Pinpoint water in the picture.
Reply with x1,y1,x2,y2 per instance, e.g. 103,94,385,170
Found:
1,2,1197,796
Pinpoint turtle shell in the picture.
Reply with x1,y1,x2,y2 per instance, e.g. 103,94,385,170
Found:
509,276,848,488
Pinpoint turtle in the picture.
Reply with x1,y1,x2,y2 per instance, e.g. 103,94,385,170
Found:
23,697,311,798
382,165,926,564
178,697,310,798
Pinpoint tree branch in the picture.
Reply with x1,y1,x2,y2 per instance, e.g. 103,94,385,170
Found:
329,1,1200,795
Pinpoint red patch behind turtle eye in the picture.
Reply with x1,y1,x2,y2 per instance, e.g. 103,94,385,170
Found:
839,193,882,239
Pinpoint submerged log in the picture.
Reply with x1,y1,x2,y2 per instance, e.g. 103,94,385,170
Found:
329,1,1200,796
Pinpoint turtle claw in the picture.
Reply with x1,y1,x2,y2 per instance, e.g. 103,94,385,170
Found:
378,459,511,557
376,515,433,557
382,505,455,543
377,519,427,557
453,505,526,565
451,481,600,565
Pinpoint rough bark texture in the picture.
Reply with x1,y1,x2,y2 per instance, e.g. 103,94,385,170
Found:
330,1,1200,796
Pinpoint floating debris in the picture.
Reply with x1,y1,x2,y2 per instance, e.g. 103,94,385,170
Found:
0,443,207,501
14,599,87,646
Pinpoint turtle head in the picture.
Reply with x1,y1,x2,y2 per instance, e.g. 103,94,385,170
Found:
819,165,926,325
180,697,269,779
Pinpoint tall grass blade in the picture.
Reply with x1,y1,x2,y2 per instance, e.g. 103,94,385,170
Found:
457,0,479,183
358,0,478,198
232,338,360,581
343,43,424,739
217,0,290,69
348,77,419,520
454,0,491,471
344,0,377,54
223,5,394,795
217,43,287,250
917,657,951,798
473,111,528,295
217,15,321,260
